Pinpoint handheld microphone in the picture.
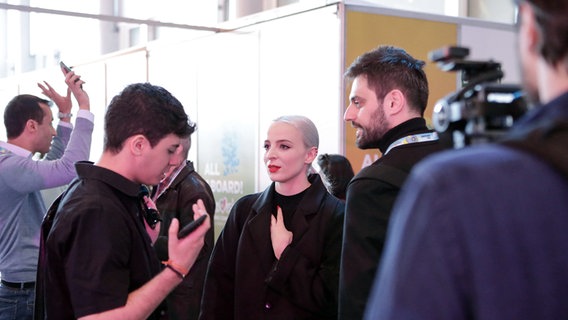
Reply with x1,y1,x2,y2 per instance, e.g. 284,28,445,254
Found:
138,185,162,229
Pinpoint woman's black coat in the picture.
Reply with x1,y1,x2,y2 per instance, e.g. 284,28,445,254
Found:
200,174,344,320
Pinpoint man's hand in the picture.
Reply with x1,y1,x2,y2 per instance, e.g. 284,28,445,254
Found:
270,206,293,260
167,199,210,272
37,81,72,118
61,65,90,111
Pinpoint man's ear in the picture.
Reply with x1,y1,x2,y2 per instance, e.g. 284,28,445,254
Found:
26,119,38,133
129,134,148,156
384,89,405,116
520,3,539,55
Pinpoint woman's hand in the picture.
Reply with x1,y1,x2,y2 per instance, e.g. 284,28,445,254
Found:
270,206,293,260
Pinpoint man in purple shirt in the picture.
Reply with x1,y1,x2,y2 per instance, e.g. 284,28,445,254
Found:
0,67,93,320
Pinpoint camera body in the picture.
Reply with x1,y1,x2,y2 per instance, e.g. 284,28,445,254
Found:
429,46,528,148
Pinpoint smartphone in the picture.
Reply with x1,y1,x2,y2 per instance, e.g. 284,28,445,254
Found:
177,215,206,239
60,61,85,88
60,61,72,74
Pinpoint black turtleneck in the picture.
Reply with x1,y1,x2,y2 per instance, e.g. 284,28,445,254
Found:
273,188,308,229
377,117,432,154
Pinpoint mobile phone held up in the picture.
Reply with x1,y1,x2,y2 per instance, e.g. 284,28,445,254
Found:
178,215,206,239
59,61,72,74
60,61,84,88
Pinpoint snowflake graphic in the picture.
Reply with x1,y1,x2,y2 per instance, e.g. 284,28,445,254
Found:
222,131,239,176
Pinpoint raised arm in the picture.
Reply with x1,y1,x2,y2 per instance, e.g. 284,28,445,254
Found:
6,67,95,193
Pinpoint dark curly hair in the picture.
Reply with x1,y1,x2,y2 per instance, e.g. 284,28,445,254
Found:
520,0,568,71
344,45,429,116
317,154,354,201
104,83,196,153
4,94,50,139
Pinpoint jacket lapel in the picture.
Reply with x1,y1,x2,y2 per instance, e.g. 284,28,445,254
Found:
288,174,325,245
245,186,277,273
168,160,192,190
243,174,327,270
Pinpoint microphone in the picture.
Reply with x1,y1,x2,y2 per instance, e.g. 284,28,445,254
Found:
138,185,162,229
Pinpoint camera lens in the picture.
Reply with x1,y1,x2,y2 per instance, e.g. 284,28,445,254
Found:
433,99,450,132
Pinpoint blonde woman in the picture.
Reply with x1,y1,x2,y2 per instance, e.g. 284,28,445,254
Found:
200,115,344,320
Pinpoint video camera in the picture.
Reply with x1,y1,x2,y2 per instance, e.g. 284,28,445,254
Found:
429,46,528,148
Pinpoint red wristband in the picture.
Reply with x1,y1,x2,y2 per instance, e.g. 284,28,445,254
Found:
162,260,188,279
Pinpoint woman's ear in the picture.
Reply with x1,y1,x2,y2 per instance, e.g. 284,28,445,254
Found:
305,147,318,164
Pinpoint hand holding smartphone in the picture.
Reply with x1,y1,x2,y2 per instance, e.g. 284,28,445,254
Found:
177,215,207,239
59,61,73,74
60,61,85,88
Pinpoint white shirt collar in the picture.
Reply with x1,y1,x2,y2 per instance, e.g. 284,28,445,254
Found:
0,141,32,157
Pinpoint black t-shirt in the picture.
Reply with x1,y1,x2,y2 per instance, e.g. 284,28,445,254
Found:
40,162,161,319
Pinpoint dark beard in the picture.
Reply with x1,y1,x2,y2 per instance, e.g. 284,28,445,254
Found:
356,106,389,149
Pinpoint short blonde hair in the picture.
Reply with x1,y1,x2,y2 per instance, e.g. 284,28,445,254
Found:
272,115,319,149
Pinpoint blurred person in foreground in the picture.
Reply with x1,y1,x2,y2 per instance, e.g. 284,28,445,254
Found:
316,153,354,201
365,1,568,319
200,115,344,319
0,67,93,320
34,83,210,320
339,45,445,320
153,135,215,320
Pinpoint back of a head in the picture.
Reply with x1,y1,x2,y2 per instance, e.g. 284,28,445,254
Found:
522,0,568,70
317,153,354,200
273,115,319,149
344,45,429,116
4,94,50,139
104,83,196,153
